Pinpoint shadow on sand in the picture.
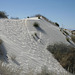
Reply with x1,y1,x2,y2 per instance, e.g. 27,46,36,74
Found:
0,43,8,63
35,27,46,34
0,41,20,66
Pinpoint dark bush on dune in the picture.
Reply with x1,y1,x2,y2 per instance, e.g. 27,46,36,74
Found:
33,22,39,27
47,43,75,74
0,11,8,18
55,22,59,27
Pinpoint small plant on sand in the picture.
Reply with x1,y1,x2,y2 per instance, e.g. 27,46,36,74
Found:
38,16,40,19
27,16,29,18
33,22,39,27
0,11,8,18
55,22,59,27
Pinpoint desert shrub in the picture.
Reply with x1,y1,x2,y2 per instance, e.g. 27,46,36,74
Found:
47,43,75,74
71,30,75,35
54,22,59,27
38,16,40,19
71,35,75,43
0,11,8,18
33,22,39,27
27,16,29,18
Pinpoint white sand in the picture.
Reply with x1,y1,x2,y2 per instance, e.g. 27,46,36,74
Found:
0,18,71,75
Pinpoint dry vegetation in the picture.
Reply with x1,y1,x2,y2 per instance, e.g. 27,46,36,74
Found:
33,22,39,27
0,11,8,18
47,43,75,74
71,35,75,43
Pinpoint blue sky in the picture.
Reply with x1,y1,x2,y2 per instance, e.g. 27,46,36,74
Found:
0,0,75,30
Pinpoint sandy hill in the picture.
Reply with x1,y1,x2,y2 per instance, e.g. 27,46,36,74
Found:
0,17,73,75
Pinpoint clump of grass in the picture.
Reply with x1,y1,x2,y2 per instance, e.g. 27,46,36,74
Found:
47,43,75,74
71,35,75,43
27,16,29,18
38,16,40,19
0,11,8,18
54,22,59,27
33,22,39,27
